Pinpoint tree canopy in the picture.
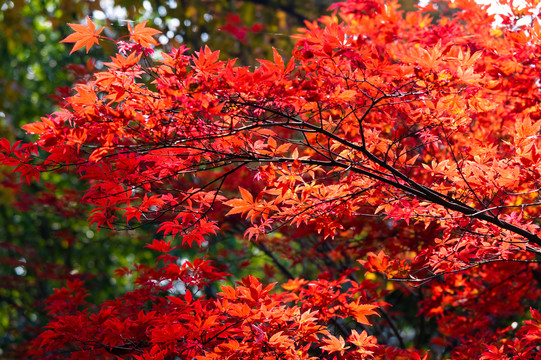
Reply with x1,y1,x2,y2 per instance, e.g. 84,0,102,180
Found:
0,0,324,355
3,0,541,358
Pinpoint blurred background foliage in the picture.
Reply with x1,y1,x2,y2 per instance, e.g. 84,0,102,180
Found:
0,0,417,357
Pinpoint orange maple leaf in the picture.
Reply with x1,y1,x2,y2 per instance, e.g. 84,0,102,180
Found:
348,329,377,351
348,302,379,325
21,121,47,135
128,21,161,48
321,335,350,355
223,187,254,216
60,16,104,54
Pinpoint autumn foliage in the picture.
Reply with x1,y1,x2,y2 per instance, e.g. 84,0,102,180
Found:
5,0,541,358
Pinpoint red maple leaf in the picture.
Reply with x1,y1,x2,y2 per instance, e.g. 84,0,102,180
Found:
144,239,173,253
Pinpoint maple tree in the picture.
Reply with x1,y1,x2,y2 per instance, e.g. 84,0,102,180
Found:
6,0,541,358
0,0,325,352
